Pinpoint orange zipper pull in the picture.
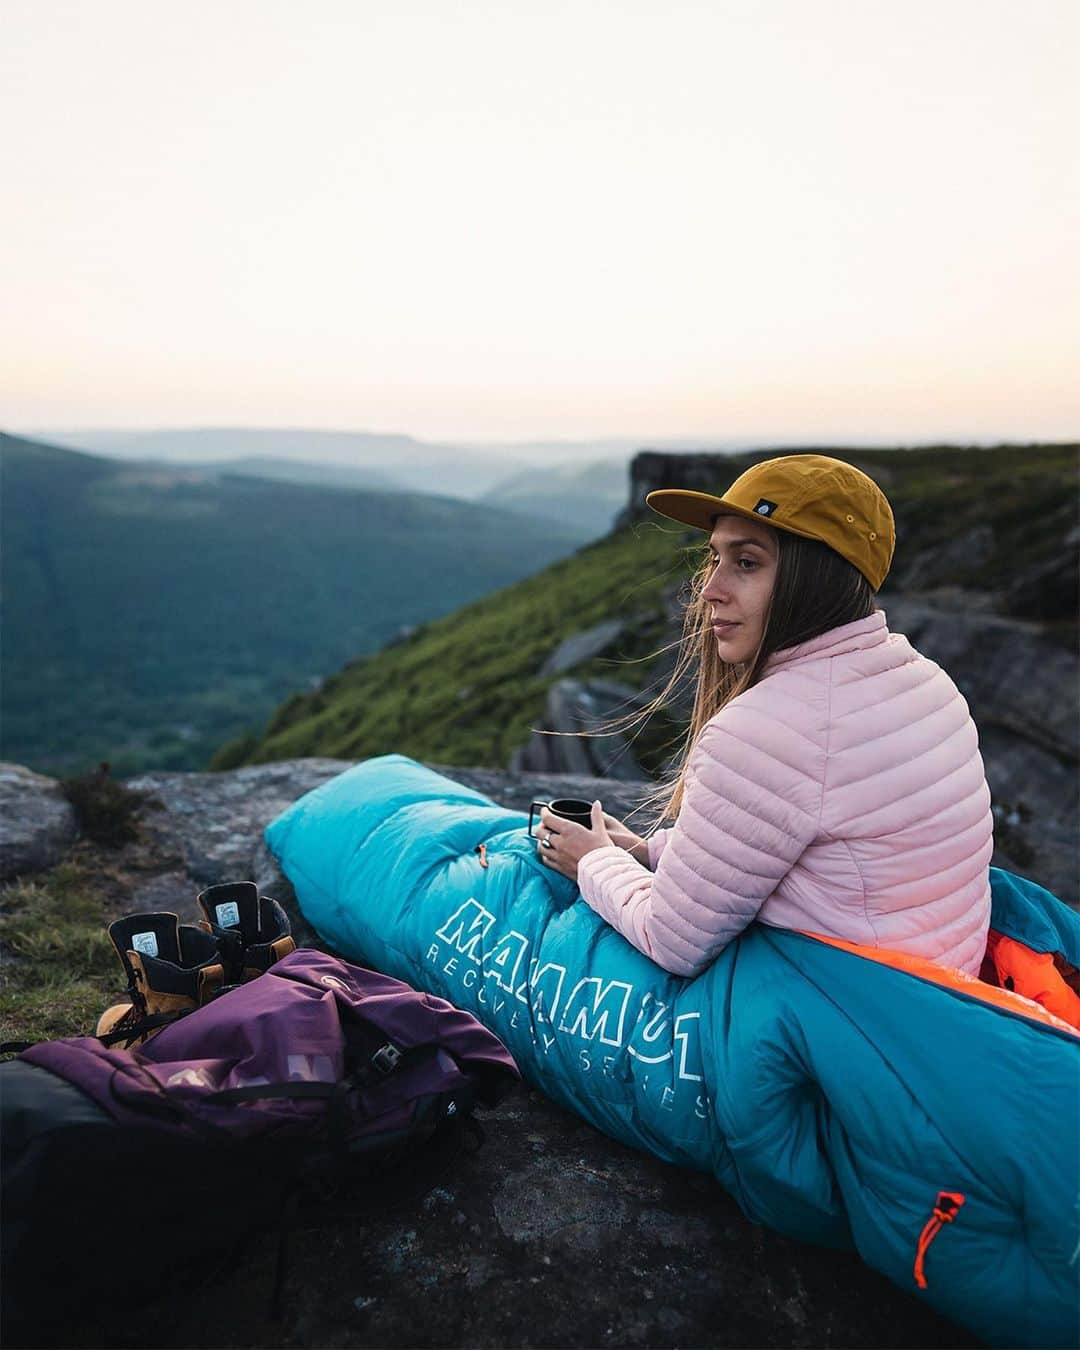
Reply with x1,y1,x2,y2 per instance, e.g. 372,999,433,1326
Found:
475,843,489,869
914,1191,965,1289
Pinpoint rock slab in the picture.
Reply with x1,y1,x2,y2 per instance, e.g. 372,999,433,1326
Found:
0,762,78,881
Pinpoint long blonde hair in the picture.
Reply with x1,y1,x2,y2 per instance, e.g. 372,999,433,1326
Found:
587,523,877,830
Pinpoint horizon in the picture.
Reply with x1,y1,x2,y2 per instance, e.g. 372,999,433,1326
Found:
17,422,1080,446
15,424,1078,465
4,0,1078,442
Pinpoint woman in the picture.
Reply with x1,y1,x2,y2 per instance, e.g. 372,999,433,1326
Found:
536,453,993,978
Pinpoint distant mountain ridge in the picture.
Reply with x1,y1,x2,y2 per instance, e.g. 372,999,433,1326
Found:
34,427,528,498
30,426,644,499
189,456,401,493
0,432,589,776
479,458,630,536
31,426,752,502
35,426,640,537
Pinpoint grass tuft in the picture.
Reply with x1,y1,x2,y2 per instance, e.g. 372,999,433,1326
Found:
1,862,119,1044
58,763,151,847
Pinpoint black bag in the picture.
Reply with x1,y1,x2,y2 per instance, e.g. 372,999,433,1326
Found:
1,950,519,1346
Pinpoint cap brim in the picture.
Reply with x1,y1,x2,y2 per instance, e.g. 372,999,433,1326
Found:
645,489,771,533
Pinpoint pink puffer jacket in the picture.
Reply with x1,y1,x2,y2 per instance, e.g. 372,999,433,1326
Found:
578,610,993,977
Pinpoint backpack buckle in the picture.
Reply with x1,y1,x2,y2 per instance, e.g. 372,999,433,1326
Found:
371,1043,402,1075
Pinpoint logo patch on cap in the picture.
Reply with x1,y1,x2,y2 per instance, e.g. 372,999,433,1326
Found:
753,498,778,516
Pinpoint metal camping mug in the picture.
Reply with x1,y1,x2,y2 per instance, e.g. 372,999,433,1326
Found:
528,797,594,838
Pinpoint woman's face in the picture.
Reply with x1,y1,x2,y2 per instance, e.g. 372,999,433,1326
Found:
701,512,780,665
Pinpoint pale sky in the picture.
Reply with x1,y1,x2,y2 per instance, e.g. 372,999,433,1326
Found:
3,0,1078,444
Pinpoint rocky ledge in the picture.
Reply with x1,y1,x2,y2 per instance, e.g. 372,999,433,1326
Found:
2,757,1001,1348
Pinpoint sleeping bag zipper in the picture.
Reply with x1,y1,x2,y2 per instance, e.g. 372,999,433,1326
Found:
914,1190,965,1289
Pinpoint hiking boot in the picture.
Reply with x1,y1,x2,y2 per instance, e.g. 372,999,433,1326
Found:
96,913,226,1048
196,882,296,985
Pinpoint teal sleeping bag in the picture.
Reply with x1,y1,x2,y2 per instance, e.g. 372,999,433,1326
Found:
265,754,1080,1348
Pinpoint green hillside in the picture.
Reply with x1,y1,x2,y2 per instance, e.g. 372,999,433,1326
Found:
211,520,685,771
218,443,1078,774
0,433,587,776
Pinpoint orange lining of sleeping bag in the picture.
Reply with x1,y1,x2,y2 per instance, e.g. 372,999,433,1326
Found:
982,931,1080,1029
799,930,1080,1038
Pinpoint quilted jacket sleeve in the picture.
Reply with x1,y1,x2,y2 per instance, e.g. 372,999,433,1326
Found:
646,829,673,870
578,688,828,977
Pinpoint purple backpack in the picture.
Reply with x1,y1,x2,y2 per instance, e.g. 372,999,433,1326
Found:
21,948,519,1143
2,950,519,1339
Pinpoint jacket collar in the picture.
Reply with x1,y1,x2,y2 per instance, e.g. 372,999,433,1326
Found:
762,610,889,676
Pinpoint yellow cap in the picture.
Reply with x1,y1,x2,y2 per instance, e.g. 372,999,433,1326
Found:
646,453,895,591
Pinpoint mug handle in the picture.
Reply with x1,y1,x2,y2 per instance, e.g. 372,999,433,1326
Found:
528,802,548,838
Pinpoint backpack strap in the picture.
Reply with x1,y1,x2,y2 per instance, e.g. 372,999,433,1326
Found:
203,1039,431,1108
206,1081,346,1104
96,1010,194,1047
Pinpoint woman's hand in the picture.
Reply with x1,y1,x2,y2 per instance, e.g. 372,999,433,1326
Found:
536,800,613,882
600,811,649,864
